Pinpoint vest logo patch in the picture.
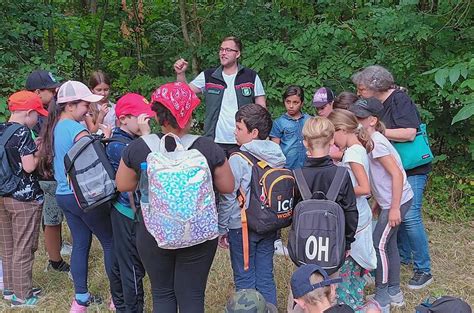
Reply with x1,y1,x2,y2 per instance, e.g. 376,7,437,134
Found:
208,89,221,95
241,87,252,97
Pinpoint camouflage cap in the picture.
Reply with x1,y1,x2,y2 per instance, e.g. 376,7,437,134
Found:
224,289,278,313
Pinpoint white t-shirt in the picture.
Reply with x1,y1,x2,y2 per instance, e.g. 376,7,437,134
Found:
341,144,377,270
191,70,265,144
369,132,413,210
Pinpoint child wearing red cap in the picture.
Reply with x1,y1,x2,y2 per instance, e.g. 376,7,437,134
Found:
116,82,234,313
0,91,48,307
105,93,154,312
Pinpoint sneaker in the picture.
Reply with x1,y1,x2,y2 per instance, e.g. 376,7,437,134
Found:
109,298,116,311
70,299,88,313
61,242,73,256
367,292,404,308
4,287,41,301
45,259,70,273
70,295,103,313
367,298,390,313
274,239,289,256
408,272,433,290
10,294,39,308
388,291,405,307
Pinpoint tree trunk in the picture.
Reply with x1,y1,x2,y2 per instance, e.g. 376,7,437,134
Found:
179,0,198,76
45,0,56,63
94,0,109,68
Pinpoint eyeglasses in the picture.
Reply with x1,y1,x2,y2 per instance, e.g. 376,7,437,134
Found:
219,47,239,53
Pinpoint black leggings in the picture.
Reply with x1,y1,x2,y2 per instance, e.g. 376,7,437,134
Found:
136,220,218,313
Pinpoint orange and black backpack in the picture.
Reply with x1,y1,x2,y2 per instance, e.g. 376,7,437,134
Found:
234,151,295,234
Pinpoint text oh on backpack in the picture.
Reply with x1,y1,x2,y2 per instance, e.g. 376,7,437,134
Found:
233,151,295,234
141,133,219,249
64,135,127,211
288,167,347,274
0,124,22,196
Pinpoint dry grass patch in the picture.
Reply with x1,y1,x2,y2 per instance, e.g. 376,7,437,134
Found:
1,220,472,312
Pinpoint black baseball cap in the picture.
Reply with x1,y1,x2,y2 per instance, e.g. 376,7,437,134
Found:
291,264,342,299
349,97,384,118
25,70,60,91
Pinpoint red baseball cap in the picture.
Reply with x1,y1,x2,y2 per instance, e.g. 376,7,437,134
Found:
151,82,200,129
8,90,48,116
115,93,156,118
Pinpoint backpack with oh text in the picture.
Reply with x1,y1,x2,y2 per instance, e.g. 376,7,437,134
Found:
416,296,472,313
288,167,347,274
233,151,295,234
64,135,127,211
0,124,22,196
141,133,219,249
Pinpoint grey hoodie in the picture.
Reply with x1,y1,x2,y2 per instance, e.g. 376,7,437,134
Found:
218,140,286,234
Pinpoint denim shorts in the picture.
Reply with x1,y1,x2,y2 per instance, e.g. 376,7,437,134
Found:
39,181,64,226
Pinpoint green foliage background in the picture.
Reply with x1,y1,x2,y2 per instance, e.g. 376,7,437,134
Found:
0,0,472,219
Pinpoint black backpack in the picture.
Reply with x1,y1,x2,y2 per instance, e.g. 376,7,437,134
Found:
233,151,295,234
64,135,128,212
416,296,472,313
288,167,347,274
0,124,22,196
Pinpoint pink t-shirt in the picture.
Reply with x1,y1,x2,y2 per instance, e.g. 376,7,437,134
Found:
368,131,413,210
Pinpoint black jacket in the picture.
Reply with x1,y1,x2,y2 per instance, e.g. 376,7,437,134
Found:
299,156,358,251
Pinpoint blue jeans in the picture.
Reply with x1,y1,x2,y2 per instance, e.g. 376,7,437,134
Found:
397,175,432,274
228,228,277,306
56,194,114,294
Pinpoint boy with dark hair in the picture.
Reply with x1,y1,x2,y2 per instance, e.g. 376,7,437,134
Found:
0,91,48,307
219,104,285,306
25,69,71,275
105,93,154,312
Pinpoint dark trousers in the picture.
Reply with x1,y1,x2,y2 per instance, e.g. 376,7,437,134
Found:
109,209,145,313
56,194,114,295
136,220,217,313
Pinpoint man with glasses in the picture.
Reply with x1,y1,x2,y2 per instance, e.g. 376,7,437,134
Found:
174,36,266,156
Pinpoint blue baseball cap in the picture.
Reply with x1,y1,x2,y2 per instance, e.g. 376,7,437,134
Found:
291,264,342,299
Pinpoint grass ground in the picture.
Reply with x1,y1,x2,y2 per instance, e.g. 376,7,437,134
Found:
1,219,472,312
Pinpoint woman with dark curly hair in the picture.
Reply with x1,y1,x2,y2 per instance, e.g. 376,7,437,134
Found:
352,65,433,291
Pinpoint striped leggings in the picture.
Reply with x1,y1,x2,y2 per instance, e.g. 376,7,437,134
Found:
373,199,412,306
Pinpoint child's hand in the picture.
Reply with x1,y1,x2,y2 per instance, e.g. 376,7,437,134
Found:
137,113,151,136
371,201,381,218
99,124,112,138
98,103,110,117
218,234,229,249
388,208,401,227
174,58,188,74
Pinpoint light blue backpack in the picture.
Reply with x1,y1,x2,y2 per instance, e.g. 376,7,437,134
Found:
141,133,218,249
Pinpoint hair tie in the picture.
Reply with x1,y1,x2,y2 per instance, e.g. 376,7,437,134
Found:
357,123,363,131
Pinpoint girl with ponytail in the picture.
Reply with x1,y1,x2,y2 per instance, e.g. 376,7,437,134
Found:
327,109,377,312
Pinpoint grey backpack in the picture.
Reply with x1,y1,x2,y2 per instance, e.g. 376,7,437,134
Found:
288,167,347,274
64,135,127,211
0,124,22,196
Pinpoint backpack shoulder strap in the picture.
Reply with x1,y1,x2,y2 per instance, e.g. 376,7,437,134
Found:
141,134,161,152
0,124,23,146
293,168,312,201
230,151,257,166
180,134,200,150
326,167,348,202
102,136,130,145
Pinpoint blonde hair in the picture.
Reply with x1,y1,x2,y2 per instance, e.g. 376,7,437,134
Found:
328,109,374,153
303,116,334,149
375,118,386,134
300,272,333,305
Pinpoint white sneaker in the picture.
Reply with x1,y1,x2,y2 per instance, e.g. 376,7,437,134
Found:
60,242,73,256
274,239,289,256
